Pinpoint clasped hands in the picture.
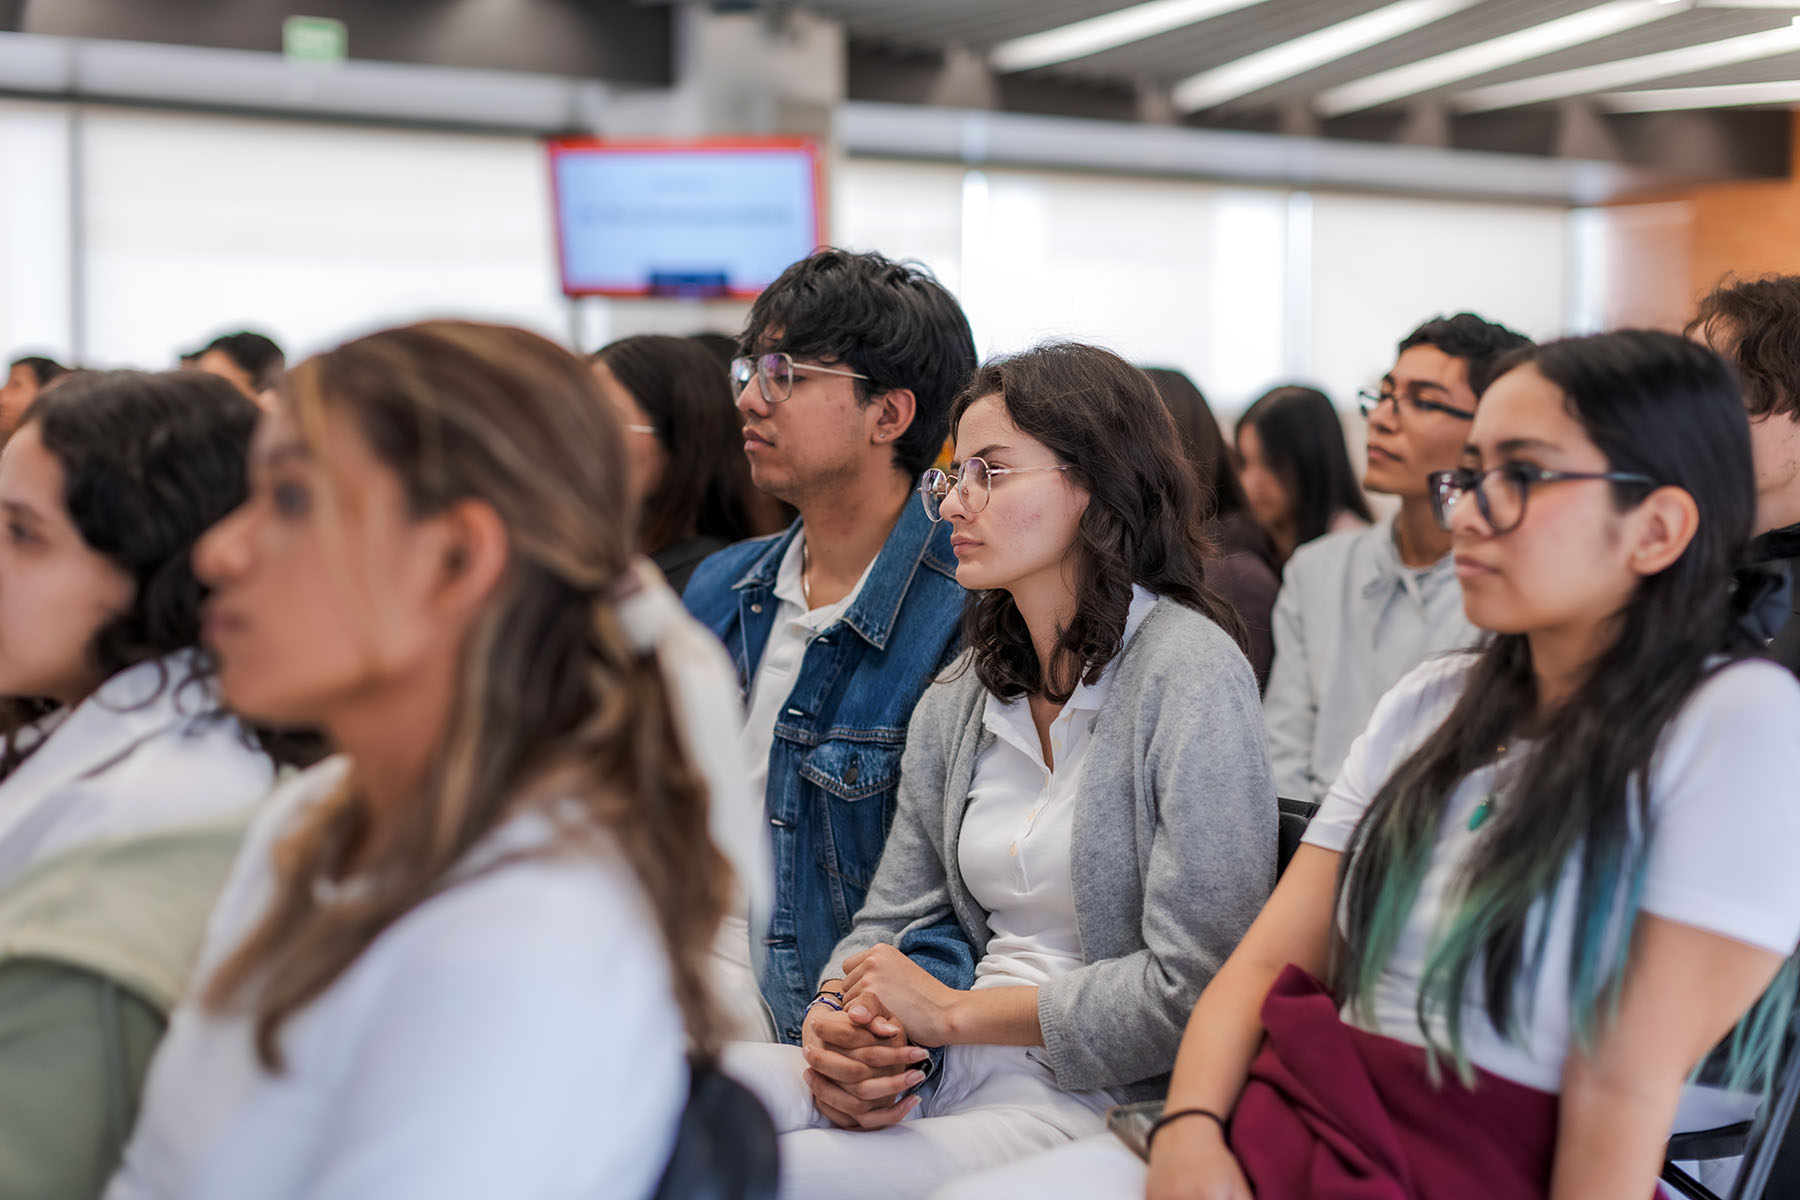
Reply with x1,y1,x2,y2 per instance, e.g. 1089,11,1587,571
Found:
799,943,961,1131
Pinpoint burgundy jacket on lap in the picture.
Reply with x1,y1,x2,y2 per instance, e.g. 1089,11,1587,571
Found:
1229,966,1653,1200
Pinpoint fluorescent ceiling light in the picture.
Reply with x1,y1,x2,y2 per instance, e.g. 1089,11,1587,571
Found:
1455,22,1800,110
1315,0,1677,116
1171,0,1480,113
1600,78,1800,109
989,0,1272,73
1695,0,1800,9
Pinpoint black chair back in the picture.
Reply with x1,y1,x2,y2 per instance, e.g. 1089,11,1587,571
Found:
1663,989,1800,1200
1276,796,1318,878
651,1061,779,1200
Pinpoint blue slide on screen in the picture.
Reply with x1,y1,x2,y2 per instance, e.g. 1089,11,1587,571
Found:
554,147,817,295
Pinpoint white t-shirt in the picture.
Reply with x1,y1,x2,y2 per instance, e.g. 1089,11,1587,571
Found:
960,586,1158,991
106,758,688,1200
738,532,875,817
1303,654,1800,1124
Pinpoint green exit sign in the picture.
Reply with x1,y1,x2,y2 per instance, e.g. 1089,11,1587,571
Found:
283,15,347,63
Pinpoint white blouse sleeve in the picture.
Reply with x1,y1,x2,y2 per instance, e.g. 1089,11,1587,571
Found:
1302,656,1472,853
1640,660,1800,955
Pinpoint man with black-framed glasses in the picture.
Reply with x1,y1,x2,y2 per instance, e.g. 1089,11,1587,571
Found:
684,250,977,1104
1265,313,1531,803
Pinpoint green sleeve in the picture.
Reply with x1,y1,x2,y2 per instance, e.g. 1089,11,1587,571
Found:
0,960,165,1200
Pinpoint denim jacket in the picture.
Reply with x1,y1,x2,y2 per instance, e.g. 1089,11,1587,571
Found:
684,501,973,1043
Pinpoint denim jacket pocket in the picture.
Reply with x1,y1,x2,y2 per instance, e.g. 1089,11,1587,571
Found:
801,738,903,930
799,737,902,804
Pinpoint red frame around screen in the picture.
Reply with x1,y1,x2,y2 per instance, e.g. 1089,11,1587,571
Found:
544,136,826,299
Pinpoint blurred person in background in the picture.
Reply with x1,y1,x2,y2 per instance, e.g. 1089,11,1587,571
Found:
1232,385,1370,573
0,355,67,435
1688,275,1800,672
1144,367,1278,687
185,332,285,409
1264,315,1528,803
0,370,299,1200
110,321,759,1200
591,335,761,593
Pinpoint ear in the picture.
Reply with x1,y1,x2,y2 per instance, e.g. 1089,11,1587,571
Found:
868,387,917,448
1627,485,1700,578
426,497,510,617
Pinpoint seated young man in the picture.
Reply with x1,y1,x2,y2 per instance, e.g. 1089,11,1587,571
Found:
1263,313,1529,801
685,249,978,1046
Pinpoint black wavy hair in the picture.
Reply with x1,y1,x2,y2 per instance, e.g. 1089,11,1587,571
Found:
592,334,759,554
5,370,316,771
954,342,1247,703
741,248,977,478
1398,313,1534,398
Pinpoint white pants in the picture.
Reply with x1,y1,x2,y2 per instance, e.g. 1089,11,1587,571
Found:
933,1133,1144,1199
722,1041,1112,1200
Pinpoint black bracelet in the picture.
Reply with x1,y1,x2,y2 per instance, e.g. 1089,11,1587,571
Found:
1146,1107,1229,1152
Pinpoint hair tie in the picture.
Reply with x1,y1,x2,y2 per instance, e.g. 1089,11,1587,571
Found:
1729,561,1793,645
608,558,675,655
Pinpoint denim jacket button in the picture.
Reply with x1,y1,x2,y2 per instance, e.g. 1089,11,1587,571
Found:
843,757,860,786
750,602,763,614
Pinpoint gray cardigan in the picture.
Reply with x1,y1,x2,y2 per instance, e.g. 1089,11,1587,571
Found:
824,597,1278,1100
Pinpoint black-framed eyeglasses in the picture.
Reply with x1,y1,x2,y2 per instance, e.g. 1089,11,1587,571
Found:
1428,463,1659,534
918,457,1071,523
729,352,870,403
1357,388,1475,423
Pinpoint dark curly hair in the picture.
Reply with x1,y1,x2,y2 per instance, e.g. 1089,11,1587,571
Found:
1687,274,1800,422
741,248,977,478
953,342,1248,703
5,370,317,771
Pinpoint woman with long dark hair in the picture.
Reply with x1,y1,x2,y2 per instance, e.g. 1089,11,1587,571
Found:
109,322,761,1199
592,334,761,592
728,342,1277,1197
1144,367,1279,687
1235,385,1372,570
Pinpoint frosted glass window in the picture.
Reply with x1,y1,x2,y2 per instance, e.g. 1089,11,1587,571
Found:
0,100,73,362
79,110,568,368
1308,192,1569,410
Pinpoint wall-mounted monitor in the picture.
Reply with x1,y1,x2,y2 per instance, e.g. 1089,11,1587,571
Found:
548,137,823,298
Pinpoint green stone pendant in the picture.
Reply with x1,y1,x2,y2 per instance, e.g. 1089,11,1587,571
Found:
1468,796,1495,832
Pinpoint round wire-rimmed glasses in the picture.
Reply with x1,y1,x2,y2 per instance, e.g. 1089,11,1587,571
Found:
918,457,1071,523
1428,463,1658,533
729,352,870,403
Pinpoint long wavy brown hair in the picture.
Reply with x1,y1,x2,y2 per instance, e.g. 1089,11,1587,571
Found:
954,342,1248,703
204,321,731,1069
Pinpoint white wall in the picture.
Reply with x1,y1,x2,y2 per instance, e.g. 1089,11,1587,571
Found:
0,105,1578,406
834,158,1572,418
78,109,570,368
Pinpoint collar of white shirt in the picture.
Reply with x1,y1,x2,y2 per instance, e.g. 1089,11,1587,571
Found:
983,584,1160,757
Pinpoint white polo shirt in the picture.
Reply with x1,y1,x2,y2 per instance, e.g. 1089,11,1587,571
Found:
959,586,1159,991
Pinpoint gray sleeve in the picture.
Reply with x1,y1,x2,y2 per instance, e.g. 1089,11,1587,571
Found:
1036,649,1278,1092
1262,570,1316,801
816,680,979,991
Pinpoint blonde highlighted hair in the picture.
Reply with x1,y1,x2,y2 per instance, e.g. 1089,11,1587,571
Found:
204,321,730,1067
